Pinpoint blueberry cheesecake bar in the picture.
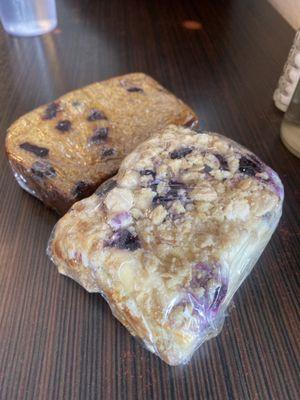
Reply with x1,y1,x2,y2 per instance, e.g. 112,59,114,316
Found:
48,125,283,365
6,73,197,214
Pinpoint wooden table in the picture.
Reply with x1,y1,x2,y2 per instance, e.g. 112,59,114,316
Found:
0,1,299,399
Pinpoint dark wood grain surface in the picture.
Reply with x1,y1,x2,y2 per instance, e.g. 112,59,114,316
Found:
0,0,299,399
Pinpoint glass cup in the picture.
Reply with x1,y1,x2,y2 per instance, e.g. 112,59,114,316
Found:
281,79,300,158
0,0,57,37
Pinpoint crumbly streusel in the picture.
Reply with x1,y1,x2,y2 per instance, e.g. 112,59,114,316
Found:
48,125,283,365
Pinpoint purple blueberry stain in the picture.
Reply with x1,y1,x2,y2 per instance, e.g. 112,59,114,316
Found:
262,211,272,222
170,147,193,159
190,262,228,315
166,293,209,333
87,109,107,121
90,127,109,143
20,142,49,157
190,263,213,289
56,120,71,132
31,161,56,178
109,212,132,230
42,102,60,120
264,166,284,199
106,229,140,251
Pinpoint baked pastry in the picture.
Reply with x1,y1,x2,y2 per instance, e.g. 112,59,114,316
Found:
6,73,197,214
47,125,283,365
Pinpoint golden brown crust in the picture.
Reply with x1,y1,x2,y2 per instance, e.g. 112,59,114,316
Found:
6,73,197,214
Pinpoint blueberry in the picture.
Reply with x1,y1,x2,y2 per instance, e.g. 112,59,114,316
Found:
31,161,56,178
20,142,49,157
152,194,167,206
150,182,158,192
42,102,60,120
214,154,229,171
203,164,212,173
108,229,140,251
90,127,109,143
87,109,107,121
126,86,143,93
239,155,262,176
102,148,115,157
170,147,193,159
56,120,71,132
169,181,186,190
96,179,117,196
140,169,155,177
168,181,186,198
152,181,186,206
72,181,90,198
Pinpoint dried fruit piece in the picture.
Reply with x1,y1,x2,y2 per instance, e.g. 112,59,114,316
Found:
31,161,56,178
90,127,109,143
126,86,144,93
102,148,115,157
42,102,60,120
120,79,144,93
203,164,212,173
170,147,193,159
150,181,159,192
72,181,90,198
153,181,187,206
167,181,187,198
19,142,49,157
239,156,262,176
56,120,71,132
87,109,107,121
140,169,155,177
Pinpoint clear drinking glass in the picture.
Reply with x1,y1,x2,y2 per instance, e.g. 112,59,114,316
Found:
281,79,300,158
0,0,57,37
